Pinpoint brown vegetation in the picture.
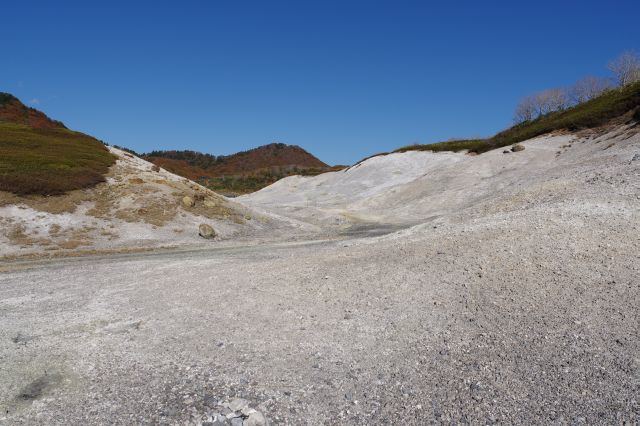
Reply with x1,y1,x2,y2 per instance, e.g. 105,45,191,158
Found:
0,93,67,129
0,94,116,195
143,143,338,194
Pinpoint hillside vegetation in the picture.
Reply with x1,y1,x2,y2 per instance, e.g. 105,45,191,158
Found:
204,164,345,195
144,143,338,195
394,80,640,155
0,94,115,195
0,93,67,129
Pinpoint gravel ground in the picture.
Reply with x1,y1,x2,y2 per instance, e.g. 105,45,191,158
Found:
0,127,639,424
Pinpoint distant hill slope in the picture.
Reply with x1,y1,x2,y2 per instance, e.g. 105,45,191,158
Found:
0,93,115,195
143,143,339,195
145,143,328,176
0,93,67,129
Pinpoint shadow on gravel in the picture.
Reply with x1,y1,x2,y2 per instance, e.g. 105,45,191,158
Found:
338,223,409,238
17,373,64,401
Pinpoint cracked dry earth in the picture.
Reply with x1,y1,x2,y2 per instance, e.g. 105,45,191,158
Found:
1,128,640,424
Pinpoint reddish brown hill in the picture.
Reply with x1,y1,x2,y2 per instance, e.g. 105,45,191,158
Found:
142,156,217,181
212,143,328,175
144,143,329,179
0,93,114,195
0,93,67,129
143,143,336,195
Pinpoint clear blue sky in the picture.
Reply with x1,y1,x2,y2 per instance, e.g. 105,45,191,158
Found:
2,1,639,165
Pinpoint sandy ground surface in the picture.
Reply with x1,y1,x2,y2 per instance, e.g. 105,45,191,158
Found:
1,126,639,424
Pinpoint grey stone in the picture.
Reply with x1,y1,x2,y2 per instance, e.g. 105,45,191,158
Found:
228,398,249,412
244,411,267,426
182,196,195,208
241,406,256,416
199,224,216,239
203,395,217,407
212,415,229,425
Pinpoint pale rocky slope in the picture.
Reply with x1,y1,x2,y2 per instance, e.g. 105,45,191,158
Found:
240,125,640,233
0,147,308,259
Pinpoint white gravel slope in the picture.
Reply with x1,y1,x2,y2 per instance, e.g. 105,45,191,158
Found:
240,133,595,227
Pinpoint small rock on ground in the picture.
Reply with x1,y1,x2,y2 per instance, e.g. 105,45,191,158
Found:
182,196,195,207
199,224,216,239
244,411,267,426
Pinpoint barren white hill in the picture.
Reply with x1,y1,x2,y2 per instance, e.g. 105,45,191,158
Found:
241,126,639,233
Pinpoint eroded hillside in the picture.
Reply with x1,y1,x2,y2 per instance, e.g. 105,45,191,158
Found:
0,147,308,259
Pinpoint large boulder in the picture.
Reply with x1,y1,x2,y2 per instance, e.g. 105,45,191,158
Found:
182,196,195,208
198,224,216,239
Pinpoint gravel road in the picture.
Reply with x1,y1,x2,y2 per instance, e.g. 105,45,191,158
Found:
1,209,638,424
1,128,639,424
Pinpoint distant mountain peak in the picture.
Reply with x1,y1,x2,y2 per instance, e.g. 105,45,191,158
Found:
0,92,66,129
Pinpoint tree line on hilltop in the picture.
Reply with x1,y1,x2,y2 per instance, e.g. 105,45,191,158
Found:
514,50,640,123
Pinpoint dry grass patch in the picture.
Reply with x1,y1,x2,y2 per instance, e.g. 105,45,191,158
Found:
48,224,62,235
114,200,178,227
57,239,92,250
5,224,53,247
0,190,91,214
